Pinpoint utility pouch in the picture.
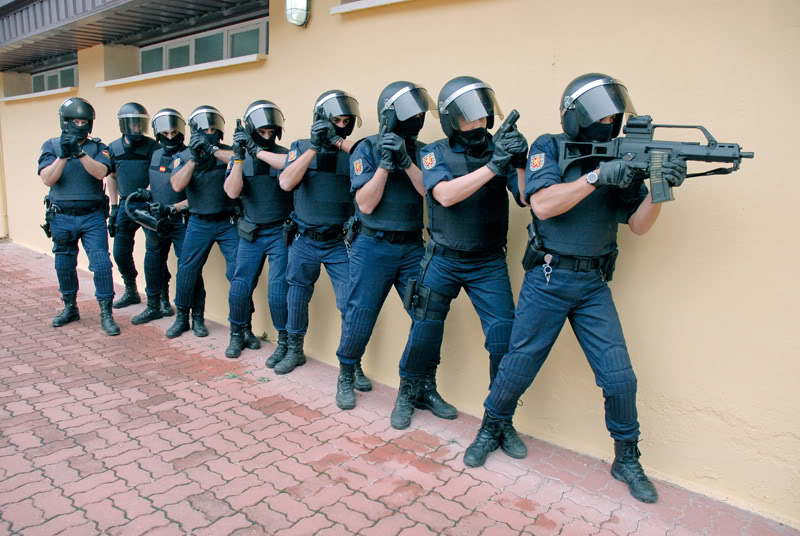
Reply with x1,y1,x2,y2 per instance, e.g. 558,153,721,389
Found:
403,278,418,311
602,248,619,282
343,216,360,247
413,285,431,321
282,219,297,246
41,195,53,239
237,219,258,242
521,222,546,271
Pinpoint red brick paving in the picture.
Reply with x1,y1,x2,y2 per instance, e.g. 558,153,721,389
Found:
0,239,797,536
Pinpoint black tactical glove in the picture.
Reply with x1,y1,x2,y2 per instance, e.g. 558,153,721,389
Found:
661,158,688,187
317,119,342,150
597,159,648,189
309,119,328,152
68,136,84,159
503,130,529,169
108,205,119,237
487,133,523,176
246,137,262,158
232,120,248,161
59,133,75,159
188,126,207,162
135,187,152,202
378,133,405,170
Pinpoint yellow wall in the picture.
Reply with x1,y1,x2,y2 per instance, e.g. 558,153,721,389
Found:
1,0,798,527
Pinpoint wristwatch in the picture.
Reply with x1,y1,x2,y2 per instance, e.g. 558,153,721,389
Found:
585,171,599,185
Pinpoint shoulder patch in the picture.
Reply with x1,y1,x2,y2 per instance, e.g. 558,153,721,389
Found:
353,159,363,176
101,150,110,159
288,150,298,162
173,157,182,168
530,153,545,171
422,152,436,170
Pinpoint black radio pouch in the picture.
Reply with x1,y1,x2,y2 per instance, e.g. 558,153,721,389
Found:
282,219,297,246
238,219,258,242
602,248,619,282
521,222,547,271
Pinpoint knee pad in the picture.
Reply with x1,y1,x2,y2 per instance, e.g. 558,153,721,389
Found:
228,280,252,324
600,346,638,425
88,249,112,274
486,321,513,356
400,319,445,377
338,306,379,359
485,350,543,417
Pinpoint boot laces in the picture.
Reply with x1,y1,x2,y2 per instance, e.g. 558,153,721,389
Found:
621,442,647,479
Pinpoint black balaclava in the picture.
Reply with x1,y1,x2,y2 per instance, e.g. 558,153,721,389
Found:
201,130,223,147
66,122,91,141
253,131,276,150
160,133,185,154
394,115,425,140
581,122,614,142
454,127,490,155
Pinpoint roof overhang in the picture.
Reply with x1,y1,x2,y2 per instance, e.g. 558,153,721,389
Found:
0,0,268,72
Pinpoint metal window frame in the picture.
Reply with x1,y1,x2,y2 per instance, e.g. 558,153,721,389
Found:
31,64,77,93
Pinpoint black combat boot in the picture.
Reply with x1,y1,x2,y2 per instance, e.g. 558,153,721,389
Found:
191,310,208,337
243,324,261,350
98,298,121,336
166,307,190,339
336,363,356,410
353,362,372,392
159,289,175,317
225,325,246,359
52,295,80,327
113,280,141,309
499,421,528,459
611,440,658,503
390,378,421,430
131,295,163,325
274,333,306,375
415,368,457,420
265,330,289,368
463,412,504,467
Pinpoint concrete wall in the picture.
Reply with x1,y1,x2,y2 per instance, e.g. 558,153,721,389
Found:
0,0,797,527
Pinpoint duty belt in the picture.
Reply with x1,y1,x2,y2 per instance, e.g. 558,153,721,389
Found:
540,253,606,272
300,227,343,242
359,225,422,244
431,243,504,260
193,211,237,222
52,203,104,216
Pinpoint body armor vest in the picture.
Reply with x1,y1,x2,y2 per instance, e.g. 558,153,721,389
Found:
427,139,509,252
46,138,106,202
109,137,158,197
241,145,292,224
179,147,237,215
149,147,187,206
292,140,353,226
356,135,424,232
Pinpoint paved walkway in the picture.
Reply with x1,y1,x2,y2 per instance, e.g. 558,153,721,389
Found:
0,240,796,536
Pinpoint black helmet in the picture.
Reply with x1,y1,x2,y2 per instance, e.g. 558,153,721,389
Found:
118,102,150,142
313,90,362,137
188,105,225,139
560,73,635,141
377,81,437,134
59,97,95,135
437,76,503,138
151,108,186,143
244,100,285,141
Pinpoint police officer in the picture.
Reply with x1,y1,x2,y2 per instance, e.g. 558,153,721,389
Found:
274,90,361,375
38,97,119,336
465,74,688,505
223,100,291,359
333,81,456,414
393,76,528,456
106,102,160,309
166,105,237,338
130,108,194,325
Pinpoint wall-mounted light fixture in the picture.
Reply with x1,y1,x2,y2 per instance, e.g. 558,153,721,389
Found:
286,0,310,26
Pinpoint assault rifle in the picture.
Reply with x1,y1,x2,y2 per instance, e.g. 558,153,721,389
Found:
557,115,754,203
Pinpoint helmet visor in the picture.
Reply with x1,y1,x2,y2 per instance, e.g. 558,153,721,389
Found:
119,115,150,137
245,104,285,133
574,82,635,128
189,109,225,133
152,112,185,136
441,83,503,130
316,93,362,128
384,86,438,121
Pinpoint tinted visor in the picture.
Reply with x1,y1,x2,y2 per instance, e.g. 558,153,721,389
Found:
384,86,438,121
152,112,185,136
316,94,362,128
189,110,225,133
118,115,150,137
441,84,503,130
245,104,285,132
574,83,635,128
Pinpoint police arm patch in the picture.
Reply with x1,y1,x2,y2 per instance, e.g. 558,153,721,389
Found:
422,152,436,170
288,150,298,162
173,157,182,168
353,159,363,175
530,153,545,171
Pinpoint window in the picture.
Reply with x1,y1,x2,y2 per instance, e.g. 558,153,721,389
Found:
140,18,267,74
31,66,78,93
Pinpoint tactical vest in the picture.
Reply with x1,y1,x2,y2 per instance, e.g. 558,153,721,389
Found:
355,135,424,232
179,147,237,215
109,137,158,197
149,147,187,206
534,134,623,257
427,139,509,252
241,146,292,225
293,140,353,226
46,138,105,202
